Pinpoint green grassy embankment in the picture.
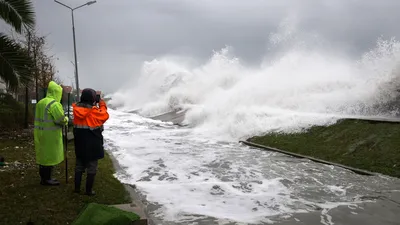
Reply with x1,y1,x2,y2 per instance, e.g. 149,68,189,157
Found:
249,119,400,178
0,130,131,225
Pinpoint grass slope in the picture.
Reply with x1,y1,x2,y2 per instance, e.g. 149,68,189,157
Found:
249,119,400,178
0,131,131,225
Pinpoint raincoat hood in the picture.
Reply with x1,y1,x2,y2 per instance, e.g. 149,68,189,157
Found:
72,103,93,120
46,81,63,102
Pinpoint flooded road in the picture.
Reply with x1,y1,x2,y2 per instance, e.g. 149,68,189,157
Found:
104,110,400,225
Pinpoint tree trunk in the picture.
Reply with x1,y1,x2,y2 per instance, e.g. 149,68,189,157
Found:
24,86,29,128
34,45,39,101
35,74,38,101
24,32,32,129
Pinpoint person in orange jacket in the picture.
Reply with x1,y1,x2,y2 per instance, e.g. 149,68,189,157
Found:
72,88,109,195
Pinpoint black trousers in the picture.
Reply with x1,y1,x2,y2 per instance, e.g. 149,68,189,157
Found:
75,158,98,174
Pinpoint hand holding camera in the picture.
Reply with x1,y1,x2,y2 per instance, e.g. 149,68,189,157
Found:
95,91,102,104
95,94,101,103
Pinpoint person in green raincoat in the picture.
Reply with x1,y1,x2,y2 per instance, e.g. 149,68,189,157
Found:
34,81,68,186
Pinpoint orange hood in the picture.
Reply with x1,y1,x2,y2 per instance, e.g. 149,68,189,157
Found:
72,103,93,119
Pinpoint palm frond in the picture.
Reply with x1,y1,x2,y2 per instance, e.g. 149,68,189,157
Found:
0,0,35,33
0,32,33,90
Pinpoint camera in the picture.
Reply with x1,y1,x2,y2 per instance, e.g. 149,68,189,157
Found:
95,94,101,103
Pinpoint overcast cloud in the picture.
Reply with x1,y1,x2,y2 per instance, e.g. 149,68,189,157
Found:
28,0,400,93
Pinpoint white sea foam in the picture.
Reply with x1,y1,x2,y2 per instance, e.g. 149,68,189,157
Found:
103,109,400,224
104,19,400,224
111,25,400,141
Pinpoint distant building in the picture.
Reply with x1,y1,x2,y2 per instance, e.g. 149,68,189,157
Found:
62,85,73,94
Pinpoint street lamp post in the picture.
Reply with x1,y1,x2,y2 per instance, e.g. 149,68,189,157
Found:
69,61,77,99
54,0,97,100
70,60,76,78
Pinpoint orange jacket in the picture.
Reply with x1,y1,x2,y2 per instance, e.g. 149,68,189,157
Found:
72,100,109,128
72,100,109,162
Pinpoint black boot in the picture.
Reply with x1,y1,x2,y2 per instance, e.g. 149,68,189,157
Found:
40,166,59,186
48,166,60,184
74,172,83,193
39,166,46,183
85,173,96,196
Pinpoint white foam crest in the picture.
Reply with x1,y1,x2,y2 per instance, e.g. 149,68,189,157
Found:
111,28,400,140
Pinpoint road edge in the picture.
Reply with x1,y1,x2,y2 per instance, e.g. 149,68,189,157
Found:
106,149,159,225
239,140,379,176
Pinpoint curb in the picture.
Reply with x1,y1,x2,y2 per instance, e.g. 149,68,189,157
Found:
239,140,378,176
106,150,160,225
341,117,400,123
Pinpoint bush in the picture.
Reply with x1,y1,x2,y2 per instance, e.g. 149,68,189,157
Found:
0,93,33,129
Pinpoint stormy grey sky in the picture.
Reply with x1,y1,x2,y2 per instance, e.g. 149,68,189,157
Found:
29,0,400,93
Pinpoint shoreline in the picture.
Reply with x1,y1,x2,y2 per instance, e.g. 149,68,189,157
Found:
106,148,160,225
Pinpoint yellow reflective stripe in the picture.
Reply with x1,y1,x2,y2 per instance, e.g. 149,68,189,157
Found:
34,125,62,131
73,125,102,130
44,100,56,120
54,116,66,124
35,118,53,123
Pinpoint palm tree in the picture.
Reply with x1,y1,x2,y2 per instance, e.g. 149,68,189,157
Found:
0,0,35,90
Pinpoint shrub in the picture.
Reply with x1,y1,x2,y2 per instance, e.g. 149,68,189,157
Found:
0,93,33,129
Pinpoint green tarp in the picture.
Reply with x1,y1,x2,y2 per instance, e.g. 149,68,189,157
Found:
72,203,140,225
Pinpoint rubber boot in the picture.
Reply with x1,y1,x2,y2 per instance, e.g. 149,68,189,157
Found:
48,166,60,185
40,166,59,186
85,173,96,196
74,172,83,193
39,166,46,184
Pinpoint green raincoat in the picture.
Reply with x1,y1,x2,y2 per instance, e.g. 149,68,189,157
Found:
34,81,68,166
